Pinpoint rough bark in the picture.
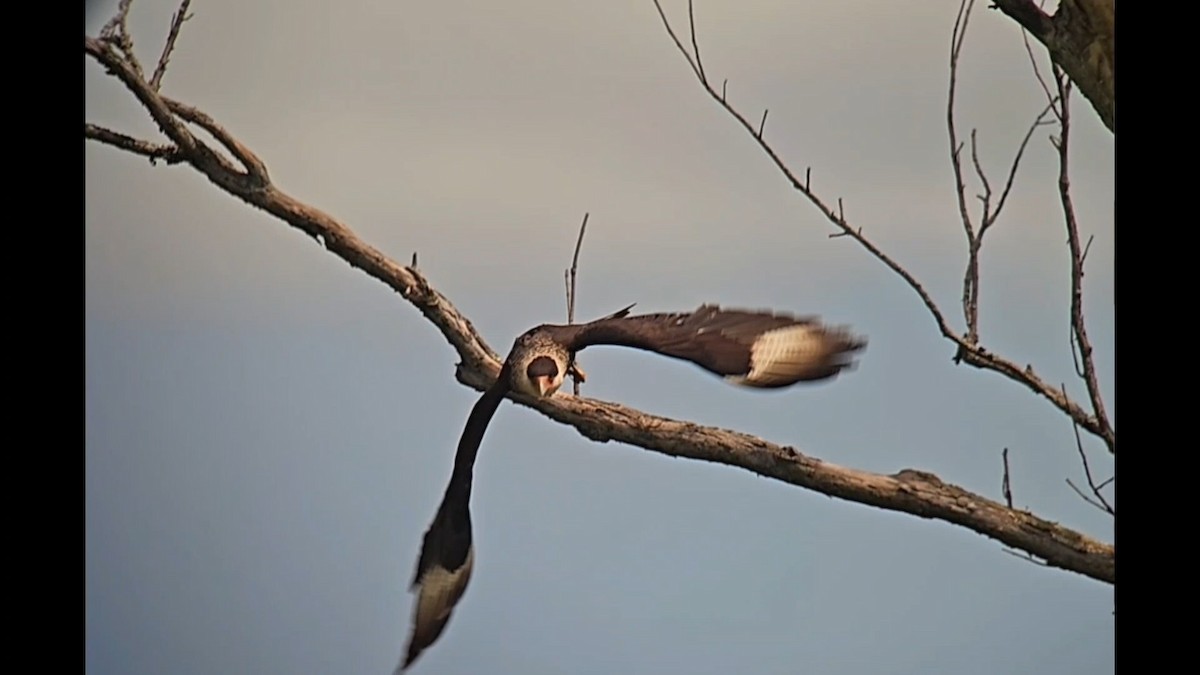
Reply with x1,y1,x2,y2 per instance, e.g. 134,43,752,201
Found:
992,0,1115,133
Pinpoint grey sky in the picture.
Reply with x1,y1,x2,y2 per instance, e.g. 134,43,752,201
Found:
86,1,1113,674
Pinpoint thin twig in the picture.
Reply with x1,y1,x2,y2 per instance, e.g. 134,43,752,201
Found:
99,0,134,40
948,0,977,246
1053,68,1113,455
1001,448,1013,509
149,0,193,91
1064,385,1114,515
987,100,1058,237
568,214,588,324
758,109,768,138
100,0,143,78
84,123,184,164
1065,479,1113,514
565,214,589,395
948,0,979,343
651,0,704,82
1022,27,1060,121
1080,234,1094,266
1002,547,1050,567
969,129,993,221
687,0,706,85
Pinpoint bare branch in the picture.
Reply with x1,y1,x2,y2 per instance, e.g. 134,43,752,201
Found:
473,367,1115,584
99,0,134,40
1002,547,1050,567
949,0,980,344
687,0,706,85
100,0,144,79
1022,28,1060,121
969,129,993,220
165,98,270,182
1053,68,1113,454
948,0,977,244
149,0,193,91
757,109,768,139
1066,479,1113,514
650,1,960,342
650,0,1113,449
565,214,589,395
988,100,1058,233
651,0,704,83
1001,448,1013,509
567,214,587,325
1065,386,1114,515
85,123,184,164
1081,234,1094,266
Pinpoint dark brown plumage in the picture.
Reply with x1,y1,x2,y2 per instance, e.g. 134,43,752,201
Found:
398,305,864,670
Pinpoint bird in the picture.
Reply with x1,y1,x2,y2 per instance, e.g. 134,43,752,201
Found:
397,304,866,671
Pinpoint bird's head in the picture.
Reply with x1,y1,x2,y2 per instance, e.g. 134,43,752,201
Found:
523,355,564,397
509,329,570,398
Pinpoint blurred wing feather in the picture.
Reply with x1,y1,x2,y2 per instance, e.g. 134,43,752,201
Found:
551,305,865,387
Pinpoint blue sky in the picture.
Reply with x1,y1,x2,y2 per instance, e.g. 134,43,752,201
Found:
86,1,1113,673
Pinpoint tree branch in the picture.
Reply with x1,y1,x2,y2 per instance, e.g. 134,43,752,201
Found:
149,0,192,91
84,123,184,164
457,362,1114,584
1051,69,1114,455
948,1,980,344
86,1,1113,585
651,0,1114,451
1066,402,1114,515
565,213,589,395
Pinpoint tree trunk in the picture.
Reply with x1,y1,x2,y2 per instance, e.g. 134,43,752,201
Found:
993,0,1115,133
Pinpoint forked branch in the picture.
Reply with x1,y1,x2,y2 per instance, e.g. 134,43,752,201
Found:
651,0,1113,453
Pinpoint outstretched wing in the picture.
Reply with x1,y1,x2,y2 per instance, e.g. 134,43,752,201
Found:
548,305,865,388
399,367,510,672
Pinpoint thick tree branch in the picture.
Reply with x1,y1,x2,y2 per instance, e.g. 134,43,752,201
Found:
991,0,1114,133
456,365,1113,584
652,0,1114,451
86,0,1113,585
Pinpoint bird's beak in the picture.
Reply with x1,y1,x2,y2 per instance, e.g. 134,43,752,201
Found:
536,375,555,397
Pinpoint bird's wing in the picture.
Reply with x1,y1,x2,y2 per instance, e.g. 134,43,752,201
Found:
551,304,866,388
399,367,510,671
